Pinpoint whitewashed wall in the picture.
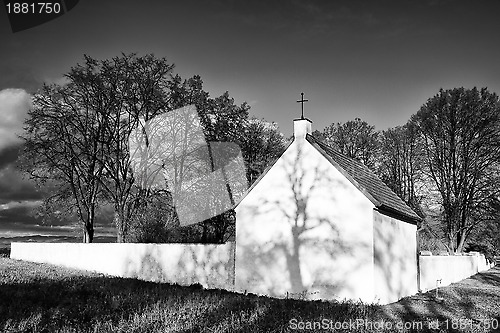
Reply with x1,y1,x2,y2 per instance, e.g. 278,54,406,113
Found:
419,252,492,292
373,211,418,304
235,125,376,302
9,241,494,303
10,242,235,290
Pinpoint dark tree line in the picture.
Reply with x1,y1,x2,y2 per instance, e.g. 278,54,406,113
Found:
20,53,287,243
20,53,500,253
314,87,500,254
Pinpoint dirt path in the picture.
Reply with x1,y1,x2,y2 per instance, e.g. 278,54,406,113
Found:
373,266,500,332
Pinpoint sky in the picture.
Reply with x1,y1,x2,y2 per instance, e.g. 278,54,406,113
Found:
1,0,500,239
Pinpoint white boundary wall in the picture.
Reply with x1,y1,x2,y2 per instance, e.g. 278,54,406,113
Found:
10,242,235,290
419,252,493,292
10,242,496,301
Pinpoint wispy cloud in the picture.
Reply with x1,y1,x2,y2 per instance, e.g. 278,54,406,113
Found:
43,76,71,87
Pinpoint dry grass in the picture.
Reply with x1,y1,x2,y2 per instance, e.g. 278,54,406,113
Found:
0,254,499,332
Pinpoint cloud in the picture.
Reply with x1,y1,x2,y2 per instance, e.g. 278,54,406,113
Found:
44,75,70,86
0,89,31,152
0,165,43,204
0,144,21,170
0,203,38,225
0,200,41,211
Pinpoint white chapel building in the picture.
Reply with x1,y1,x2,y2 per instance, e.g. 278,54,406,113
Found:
234,116,421,304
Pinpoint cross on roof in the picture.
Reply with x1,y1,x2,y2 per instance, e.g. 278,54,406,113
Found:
296,92,309,119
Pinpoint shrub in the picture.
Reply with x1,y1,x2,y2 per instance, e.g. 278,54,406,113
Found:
126,192,235,244
465,242,498,263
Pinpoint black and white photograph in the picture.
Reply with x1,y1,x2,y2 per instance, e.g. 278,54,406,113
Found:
1,0,500,332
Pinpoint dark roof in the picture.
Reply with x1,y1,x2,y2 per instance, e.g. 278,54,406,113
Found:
306,134,421,224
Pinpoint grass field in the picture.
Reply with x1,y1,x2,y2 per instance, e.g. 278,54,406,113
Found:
1,247,499,332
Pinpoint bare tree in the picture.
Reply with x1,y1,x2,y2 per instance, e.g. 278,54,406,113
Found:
21,85,108,243
21,54,175,243
378,123,424,217
239,118,287,185
93,54,174,242
411,87,500,253
320,118,379,169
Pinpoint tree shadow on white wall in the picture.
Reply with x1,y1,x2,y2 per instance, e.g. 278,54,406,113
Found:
123,243,235,290
238,140,372,300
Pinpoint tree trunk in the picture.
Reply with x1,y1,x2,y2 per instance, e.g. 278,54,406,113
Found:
456,231,467,253
82,207,95,243
449,237,456,254
114,210,126,243
83,223,94,243
285,227,304,294
447,225,457,253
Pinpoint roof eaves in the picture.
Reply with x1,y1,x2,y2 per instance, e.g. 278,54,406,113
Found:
376,205,421,225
